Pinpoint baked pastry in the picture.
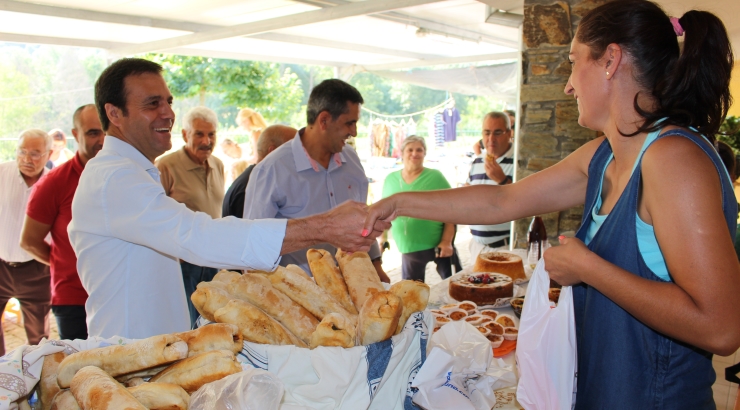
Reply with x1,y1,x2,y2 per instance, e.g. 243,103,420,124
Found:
40,351,66,410
285,264,312,281
389,280,430,334
57,334,188,388
309,313,356,349
150,350,242,394
127,382,190,410
191,282,233,322
174,323,243,356
50,390,79,410
213,299,303,346
335,249,385,311
472,252,527,282
212,270,241,284
308,249,358,315
357,291,402,345
267,265,357,324
228,273,319,345
70,366,146,410
448,272,513,305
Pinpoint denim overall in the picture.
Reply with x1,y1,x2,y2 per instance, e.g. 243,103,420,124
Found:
572,129,737,409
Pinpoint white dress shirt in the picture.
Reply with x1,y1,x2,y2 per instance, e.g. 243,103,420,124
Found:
0,161,48,263
69,136,286,339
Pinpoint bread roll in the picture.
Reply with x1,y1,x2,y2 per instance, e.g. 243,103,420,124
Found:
40,351,66,410
357,291,402,345
127,382,190,410
308,249,358,315
389,280,430,334
309,313,356,349
268,265,357,324
57,335,188,388
212,270,242,284
228,274,318,344
335,250,384,311
50,390,80,410
285,264,312,280
213,299,302,346
70,366,146,410
174,323,243,356
150,350,241,394
191,282,232,322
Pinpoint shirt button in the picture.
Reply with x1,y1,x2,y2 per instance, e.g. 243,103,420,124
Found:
330,192,333,196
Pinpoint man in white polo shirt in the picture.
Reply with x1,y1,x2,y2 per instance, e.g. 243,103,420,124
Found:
0,129,51,355
69,58,386,339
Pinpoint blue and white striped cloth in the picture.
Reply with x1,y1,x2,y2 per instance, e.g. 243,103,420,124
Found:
219,311,433,410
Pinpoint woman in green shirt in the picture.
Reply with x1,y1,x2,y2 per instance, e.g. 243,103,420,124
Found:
381,136,455,282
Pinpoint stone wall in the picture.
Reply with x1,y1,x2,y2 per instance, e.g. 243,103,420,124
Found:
512,0,606,247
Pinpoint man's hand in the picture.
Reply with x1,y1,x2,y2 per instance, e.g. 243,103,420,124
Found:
283,201,389,255
323,201,389,252
484,156,507,184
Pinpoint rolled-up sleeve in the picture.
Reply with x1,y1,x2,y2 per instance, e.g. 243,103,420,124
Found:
102,166,286,271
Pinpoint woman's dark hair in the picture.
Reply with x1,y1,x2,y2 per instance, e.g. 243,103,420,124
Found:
94,58,163,131
576,0,733,141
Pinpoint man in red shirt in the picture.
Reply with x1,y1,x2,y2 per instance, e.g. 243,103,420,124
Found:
21,104,105,340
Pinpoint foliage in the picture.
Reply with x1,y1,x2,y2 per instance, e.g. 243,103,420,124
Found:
718,116,740,153
145,54,303,125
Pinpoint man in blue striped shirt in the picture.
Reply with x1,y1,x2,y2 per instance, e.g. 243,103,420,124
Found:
465,111,515,263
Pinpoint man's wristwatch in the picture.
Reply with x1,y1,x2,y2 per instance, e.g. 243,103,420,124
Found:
499,175,512,185
371,256,383,264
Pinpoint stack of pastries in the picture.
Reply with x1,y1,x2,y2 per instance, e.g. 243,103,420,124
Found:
34,250,430,410
191,249,430,350
41,324,244,410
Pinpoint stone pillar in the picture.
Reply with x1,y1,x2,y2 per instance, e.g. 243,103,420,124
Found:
513,0,606,248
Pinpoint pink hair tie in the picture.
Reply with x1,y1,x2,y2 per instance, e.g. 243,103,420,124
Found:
670,17,684,36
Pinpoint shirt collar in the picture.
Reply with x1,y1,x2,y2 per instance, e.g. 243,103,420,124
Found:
102,136,160,179
177,146,212,171
291,128,346,172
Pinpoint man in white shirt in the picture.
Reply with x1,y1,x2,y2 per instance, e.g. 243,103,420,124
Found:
0,129,51,355
69,58,387,339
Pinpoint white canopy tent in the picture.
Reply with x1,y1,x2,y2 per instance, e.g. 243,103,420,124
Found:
0,0,738,100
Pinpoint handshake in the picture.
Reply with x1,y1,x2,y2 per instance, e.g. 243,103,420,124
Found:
287,200,393,254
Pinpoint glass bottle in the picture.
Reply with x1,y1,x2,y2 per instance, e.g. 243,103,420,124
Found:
526,216,549,269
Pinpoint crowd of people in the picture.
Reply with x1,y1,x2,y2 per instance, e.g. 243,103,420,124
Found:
0,0,738,406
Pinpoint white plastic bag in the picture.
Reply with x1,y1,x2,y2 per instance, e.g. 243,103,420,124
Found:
412,321,517,410
516,259,577,410
189,367,284,410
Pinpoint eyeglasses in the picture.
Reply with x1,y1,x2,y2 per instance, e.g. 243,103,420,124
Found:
16,150,47,161
492,130,508,136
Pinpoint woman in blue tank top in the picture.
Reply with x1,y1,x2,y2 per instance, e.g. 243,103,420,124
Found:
366,0,739,407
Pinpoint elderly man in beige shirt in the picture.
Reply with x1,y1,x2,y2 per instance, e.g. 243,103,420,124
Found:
155,106,224,325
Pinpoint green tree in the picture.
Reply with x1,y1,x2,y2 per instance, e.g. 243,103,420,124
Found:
719,116,740,153
145,54,303,124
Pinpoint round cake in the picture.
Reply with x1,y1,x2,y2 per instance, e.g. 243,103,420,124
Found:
473,252,526,282
449,272,513,305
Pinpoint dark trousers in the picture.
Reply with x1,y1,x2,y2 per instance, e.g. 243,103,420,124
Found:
0,259,51,356
51,305,87,341
181,261,218,327
401,248,453,282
